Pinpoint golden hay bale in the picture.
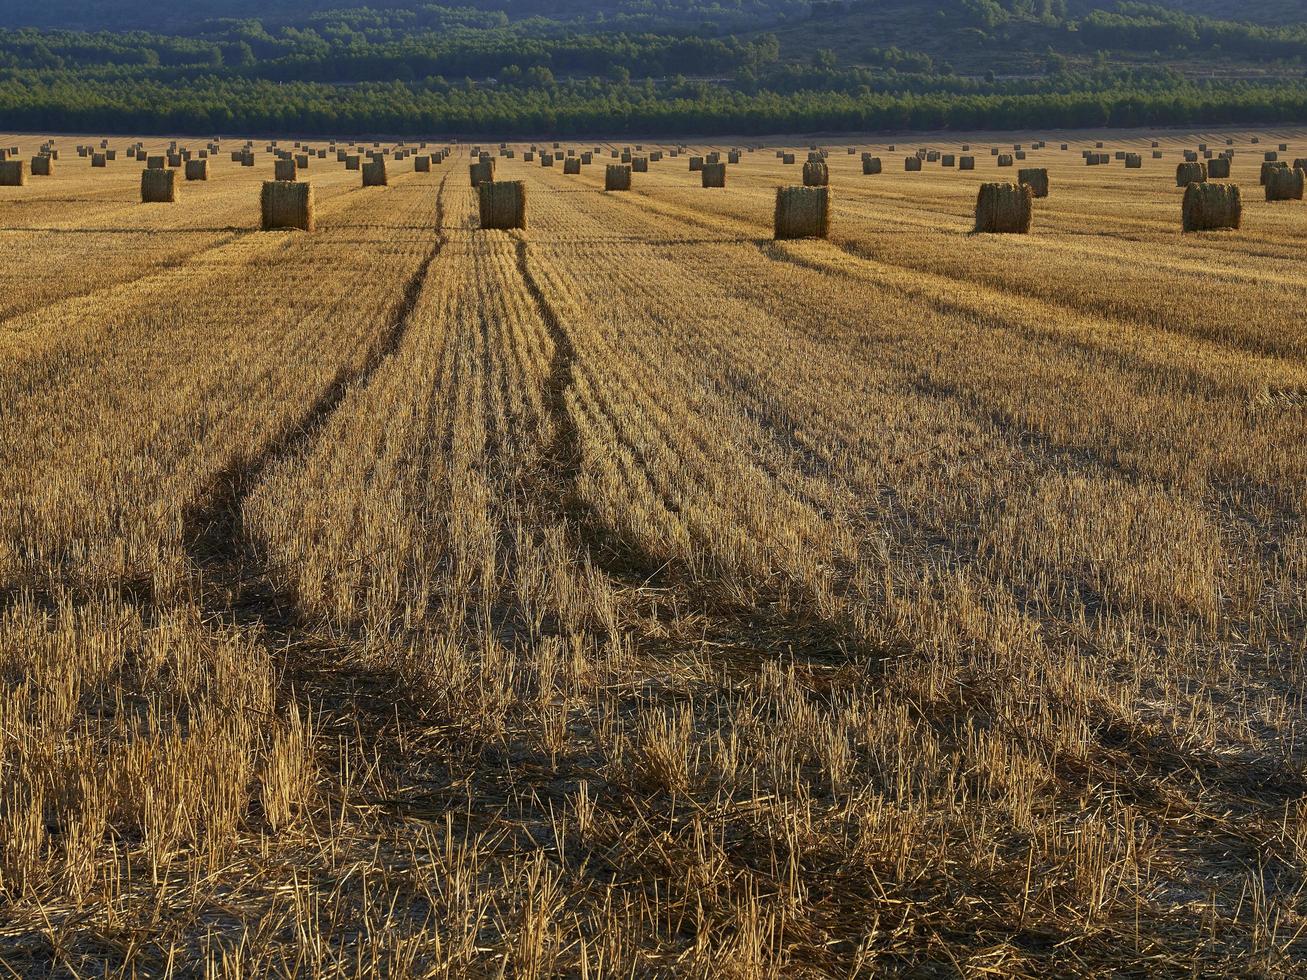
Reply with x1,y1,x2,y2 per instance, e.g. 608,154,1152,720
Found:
650,150,663,161
1125,153,1142,169
689,156,704,171
997,153,1014,167
701,162,726,187
863,157,882,174
140,168,178,203
91,153,107,168
105,150,117,161
478,180,527,230
184,159,208,181
1175,162,1207,186
580,152,593,164
261,180,315,232
1017,167,1048,198
1264,151,1279,162
959,156,976,171
782,153,796,165
1265,166,1305,202
275,158,298,181
632,156,649,172
905,156,922,172
31,155,54,176
773,186,830,240
605,164,632,191
231,150,244,162
1207,157,1230,178
363,159,388,186
802,160,829,186
541,153,555,167
973,182,1033,234
728,150,740,164
941,154,956,167
0,160,26,186
564,157,581,174
1152,150,1163,159
345,155,360,171
146,155,165,170
1183,150,1199,162
469,158,494,186
415,156,431,172
1260,161,1287,185
1182,182,1241,232
523,151,535,162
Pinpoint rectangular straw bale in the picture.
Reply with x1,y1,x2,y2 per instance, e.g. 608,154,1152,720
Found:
92,153,107,168
863,156,882,174
184,159,208,181
1017,167,1048,198
362,159,388,186
1176,161,1207,186
469,157,494,185
478,180,527,229
773,186,830,240
632,157,649,172
701,162,726,187
905,156,922,171
275,158,298,181
261,180,315,231
974,182,1033,234
1207,157,1230,178
0,160,25,186
1265,166,1305,201
31,155,54,176
959,156,975,170
605,164,632,190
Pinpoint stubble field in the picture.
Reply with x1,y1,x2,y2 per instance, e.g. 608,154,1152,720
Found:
1,129,1306,976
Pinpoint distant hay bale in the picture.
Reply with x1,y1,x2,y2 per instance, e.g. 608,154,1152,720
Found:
140,168,178,203
782,153,795,165
773,186,830,240
1265,166,1305,202
261,180,315,232
1264,151,1279,162
231,150,244,162
1184,150,1198,163
523,151,535,162
31,155,54,176
650,150,663,161
295,153,310,168
632,157,649,172
701,162,726,187
862,156,882,174
905,156,922,172
363,159,388,186
1175,162,1207,186
1125,153,1142,169
807,151,823,163
997,154,1014,167
962,144,971,151
973,182,1032,234
1296,157,1307,171
1014,150,1026,160
184,159,208,181
1260,161,1286,185
92,153,107,168
927,150,941,162
146,155,165,170
959,156,975,170
706,151,721,164
469,158,494,186
605,164,632,191
1017,168,1048,198
541,153,555,167
941,154,956,167
689,156,704,171
802,161,829,186
345,155,360,170
275,159,298,181
728,151,740,163
1207,157,1230,178
1182,182,1241,232
1152,150,1164,159
105,150,117,161
0,160,25,186
564,157,581,174
241,152,255,167
478,180,527,230
415,155,431,172
580,152,592,164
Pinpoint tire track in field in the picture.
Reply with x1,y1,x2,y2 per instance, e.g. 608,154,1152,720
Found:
182,173,449,627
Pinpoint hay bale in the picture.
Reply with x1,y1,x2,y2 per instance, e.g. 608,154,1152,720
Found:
363,159,388,187
689,156,704,171
231,151,244,162
105,150,117,161
1265,151,1279,162
146,155,165,170
1124,153,1142,169
605,164,631,191
275,159,298,181
782,153,796,165
632,157,649,172
960,156,975,171
469,158,494,186
941,154,956,167
1017,168,1048,198
802,161,829,186
905,156,922,172
773,186,830,240
1184,150,1198,163
241,152,255,168
261,180,315,232
345,155,360,171
701,162,726,188
415,156,431,172
1152,150,1164,159
140,168,178,203
1260,161,1287,185
973,182,1032,234
31,155,54,176
564,157,581,175
184,159,208,181
862,157,882,175
1182,182,1241,232
1207,157,1230,179
1265,166,1305,202
91,153,107,168
0,160,25,186
1296,158,1307,171
478,180,527,230
728,151,741,164
1176,162,1207,187
580,152,593,164
541,153,555,167
997,154,1014,167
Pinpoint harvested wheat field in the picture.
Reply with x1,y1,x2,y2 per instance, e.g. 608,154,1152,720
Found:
1,129,1306,976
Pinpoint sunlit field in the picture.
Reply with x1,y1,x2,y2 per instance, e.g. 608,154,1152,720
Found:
2,127,1306,975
